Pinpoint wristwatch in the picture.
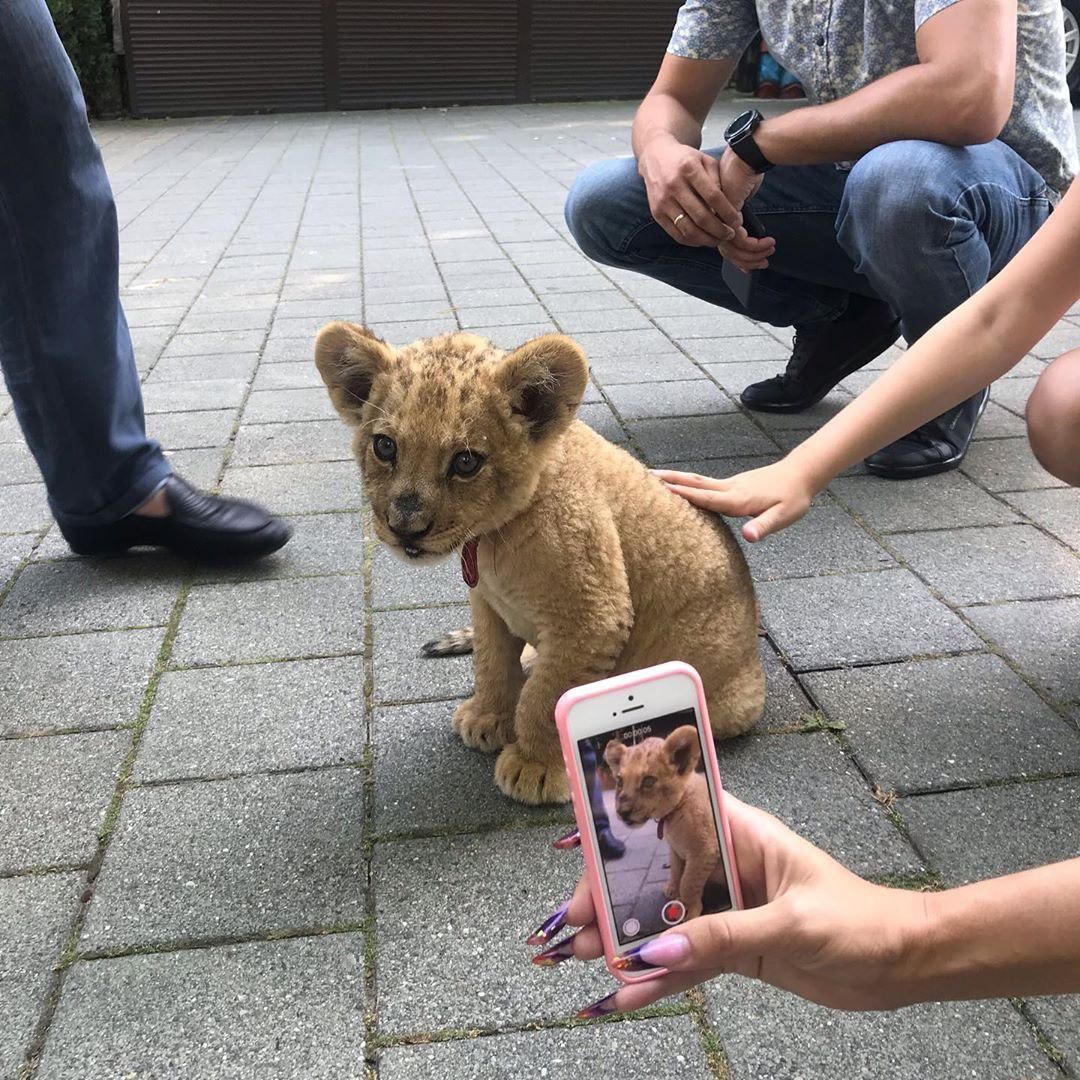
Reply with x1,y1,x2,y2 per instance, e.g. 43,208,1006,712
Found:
724,109,773,173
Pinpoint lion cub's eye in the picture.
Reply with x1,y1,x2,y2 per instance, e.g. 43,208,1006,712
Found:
642,776,657,790
372,435,397,463
450,450,484,478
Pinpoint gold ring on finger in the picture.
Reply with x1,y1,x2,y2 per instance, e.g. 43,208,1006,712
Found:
672,212,687,232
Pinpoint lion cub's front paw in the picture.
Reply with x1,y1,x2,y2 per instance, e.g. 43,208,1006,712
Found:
663,878,680,901
452,698,513,752
494,743,569,805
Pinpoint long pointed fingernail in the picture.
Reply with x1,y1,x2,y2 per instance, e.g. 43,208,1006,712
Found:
527,901,569,946
576,989,621,1019
532,930,580,966
552,828,580,850
612,933,690,971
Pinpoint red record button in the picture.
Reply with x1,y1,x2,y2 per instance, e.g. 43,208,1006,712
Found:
661,900,686,926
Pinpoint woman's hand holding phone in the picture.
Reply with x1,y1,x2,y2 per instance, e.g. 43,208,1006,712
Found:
532,795,931,1017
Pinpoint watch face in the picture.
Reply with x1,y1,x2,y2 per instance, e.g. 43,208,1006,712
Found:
726,109,757,141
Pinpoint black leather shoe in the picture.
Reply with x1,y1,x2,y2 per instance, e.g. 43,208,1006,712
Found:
740,296,901,413
59,474,293,562
864,388,990,479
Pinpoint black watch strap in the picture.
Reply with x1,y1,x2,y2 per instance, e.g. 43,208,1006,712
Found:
725,109,773,173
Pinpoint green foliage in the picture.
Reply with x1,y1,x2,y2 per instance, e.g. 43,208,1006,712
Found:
46,0,122,116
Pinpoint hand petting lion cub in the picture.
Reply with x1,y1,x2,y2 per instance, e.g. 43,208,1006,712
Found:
314,323,763,805
604,726,724,921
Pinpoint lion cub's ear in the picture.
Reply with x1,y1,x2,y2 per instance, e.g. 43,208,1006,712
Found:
664,726,701,776
497,334,588,440
603,739,627,773
314,321,394,426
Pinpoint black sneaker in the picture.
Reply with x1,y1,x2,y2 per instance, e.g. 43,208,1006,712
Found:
741,296,901,413
59,474,293,562
864,388,990,479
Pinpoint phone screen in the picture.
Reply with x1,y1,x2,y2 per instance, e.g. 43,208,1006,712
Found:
576,707,733,948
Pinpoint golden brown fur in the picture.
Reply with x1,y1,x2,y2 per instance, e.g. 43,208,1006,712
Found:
605,727,724,920
315,323,763,805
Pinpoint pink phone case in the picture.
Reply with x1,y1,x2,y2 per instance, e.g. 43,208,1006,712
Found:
555,661,743,985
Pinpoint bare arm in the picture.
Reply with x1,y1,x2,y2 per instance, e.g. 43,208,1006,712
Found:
547,798,1080,1014
659,164,1080,539
755,0,1017,166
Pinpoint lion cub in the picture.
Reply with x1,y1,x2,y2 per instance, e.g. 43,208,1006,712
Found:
605,727,724,921
315,323,763,805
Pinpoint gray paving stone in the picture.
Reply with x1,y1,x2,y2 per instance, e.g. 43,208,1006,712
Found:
37,935,365,1080
974,399,1031,438
684,335,791,364
242,388,338,424
373,698,566,837
374,826,613,1033
1006,487,1080,549
0,482,50,534
177,307,273,335
756,638,815,733
737,501,895,581
141,378,248,415
250,360,326,390
373,604,473,702
231,419,352,466
172,575,364,665
458,303,550,328
705,978,1058,1080
146,349,258,384
964,598,1080,704
81,769,366,950
629,414,776,464
552,307,655,334
898,776,1080,885
147,408,237,450
888,524,1080,605
0,873,82,1080
1025,995,1080,1073
716,733,920,877
577,402,628,444
137,656,364,782
830,472,1018,533
758,569,980,671
0,533,34,591
0,556,183,637
0,730,127,872
161,329,266,358
603,379,737,420
163,447,227,491
260,335,316,364
0,440,41,484
0,628,163,737
379,1017,711,1079
655,311,760,338
1029,318,1080,358
590,350,705,385
196,511,365,583
221,461,362,513
962,438,1067,492
803,654,1080,795
371,545,466,609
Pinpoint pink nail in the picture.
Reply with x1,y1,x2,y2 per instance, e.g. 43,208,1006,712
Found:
638,933,691,967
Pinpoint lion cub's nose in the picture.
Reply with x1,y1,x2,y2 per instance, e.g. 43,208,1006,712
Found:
388,491,432,540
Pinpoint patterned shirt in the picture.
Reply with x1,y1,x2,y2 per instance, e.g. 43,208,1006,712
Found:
669,0,1079,195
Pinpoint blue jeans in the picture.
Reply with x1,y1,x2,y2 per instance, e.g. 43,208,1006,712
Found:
565,140,1052,345
0,0,170,527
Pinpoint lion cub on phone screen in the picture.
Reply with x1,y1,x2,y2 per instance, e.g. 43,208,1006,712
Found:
315,323,763,805
605,727,724,921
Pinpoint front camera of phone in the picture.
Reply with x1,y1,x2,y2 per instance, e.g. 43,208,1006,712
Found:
628,695,634,702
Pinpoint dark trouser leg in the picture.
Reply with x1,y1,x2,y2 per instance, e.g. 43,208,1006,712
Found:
0,0,170,527
838,139,1052,476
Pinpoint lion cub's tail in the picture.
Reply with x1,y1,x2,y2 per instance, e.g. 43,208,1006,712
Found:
421,626,474,657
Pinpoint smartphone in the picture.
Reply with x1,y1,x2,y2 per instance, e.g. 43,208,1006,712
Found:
721,206,768,312
555,662,743,984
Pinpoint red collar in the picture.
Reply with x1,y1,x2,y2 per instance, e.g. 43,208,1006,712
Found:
461,539,479,588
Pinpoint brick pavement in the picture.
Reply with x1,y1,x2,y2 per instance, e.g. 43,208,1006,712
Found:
0,100,1078,1079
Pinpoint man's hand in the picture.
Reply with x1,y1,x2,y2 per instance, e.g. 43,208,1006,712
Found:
716,147,774,271
637,136,742,247
654,460,816,542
